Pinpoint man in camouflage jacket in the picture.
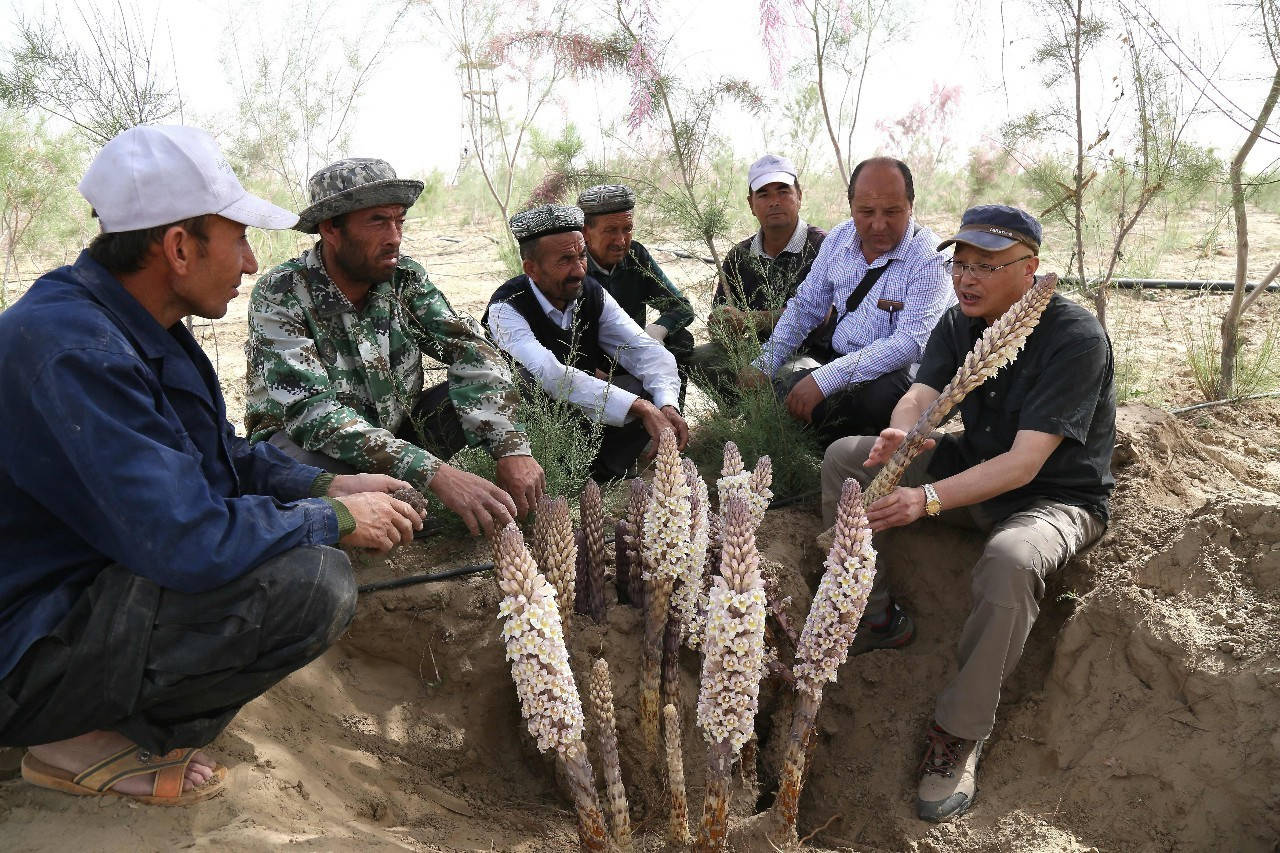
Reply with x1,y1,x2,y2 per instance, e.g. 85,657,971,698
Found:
246,158,545,535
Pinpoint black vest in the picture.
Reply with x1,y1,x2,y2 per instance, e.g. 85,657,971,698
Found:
484,275,610,374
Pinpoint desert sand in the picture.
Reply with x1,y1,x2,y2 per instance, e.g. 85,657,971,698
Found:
0,219,1277,852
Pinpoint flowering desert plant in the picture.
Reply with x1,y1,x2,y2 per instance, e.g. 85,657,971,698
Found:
587,658,633,852
532,495,577,624
772,478,876,841
493,522,607,850
695,495,767,851
640,427,694,758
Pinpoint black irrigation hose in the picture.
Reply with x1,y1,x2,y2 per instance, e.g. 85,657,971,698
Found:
357,562,494,594
1059,277,1278,293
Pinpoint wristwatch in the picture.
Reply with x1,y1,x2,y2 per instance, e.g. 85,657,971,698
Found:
922,483,943,517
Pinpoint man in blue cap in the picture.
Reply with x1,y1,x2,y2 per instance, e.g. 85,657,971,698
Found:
820,204,1115,823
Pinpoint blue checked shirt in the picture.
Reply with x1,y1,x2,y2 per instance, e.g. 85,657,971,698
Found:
753,217,955,397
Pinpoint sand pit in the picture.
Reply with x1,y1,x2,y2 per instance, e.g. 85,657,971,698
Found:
2,396,1277,851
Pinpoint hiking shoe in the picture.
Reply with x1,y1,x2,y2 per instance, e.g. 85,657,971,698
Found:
916,723,982,823
849,600,915,655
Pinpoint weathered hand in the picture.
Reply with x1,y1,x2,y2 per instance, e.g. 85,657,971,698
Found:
336,492,422,552
327,472,412,497
864,428,934,467
660,405,689,451
495,454,546,518
865,486,926,532
709,305,749,335
784,373,825,423
427,463,517,538
737,366,771,391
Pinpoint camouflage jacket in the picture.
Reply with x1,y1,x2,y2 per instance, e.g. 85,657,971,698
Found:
245,244,529,489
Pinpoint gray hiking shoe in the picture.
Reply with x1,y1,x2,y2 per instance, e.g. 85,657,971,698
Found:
917,723,982,823
849,600,915,655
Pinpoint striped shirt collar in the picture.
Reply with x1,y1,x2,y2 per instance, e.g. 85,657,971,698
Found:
750,218,809,260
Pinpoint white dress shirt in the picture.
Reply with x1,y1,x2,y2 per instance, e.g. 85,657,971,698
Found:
486,276,681,426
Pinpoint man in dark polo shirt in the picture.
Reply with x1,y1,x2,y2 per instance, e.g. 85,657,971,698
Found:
820,204,1115,823
484,204,688,481
690,154,827,399
576,184,696,395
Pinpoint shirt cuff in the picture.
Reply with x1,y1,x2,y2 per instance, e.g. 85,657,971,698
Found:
810,362,848,397
321,497,357,537
310,472,335,497
651,389,679,410
604,385,641,426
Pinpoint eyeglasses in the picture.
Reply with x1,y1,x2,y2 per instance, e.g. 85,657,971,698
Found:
943,255,1033,280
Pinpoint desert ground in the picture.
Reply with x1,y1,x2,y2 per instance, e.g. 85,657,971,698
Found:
0,213,1277,852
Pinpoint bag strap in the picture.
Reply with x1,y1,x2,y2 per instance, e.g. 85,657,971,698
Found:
844,259,894,316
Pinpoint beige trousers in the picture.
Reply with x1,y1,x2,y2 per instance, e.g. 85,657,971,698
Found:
821,434,1105,741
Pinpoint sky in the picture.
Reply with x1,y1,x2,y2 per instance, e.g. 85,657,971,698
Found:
6,0,1278,181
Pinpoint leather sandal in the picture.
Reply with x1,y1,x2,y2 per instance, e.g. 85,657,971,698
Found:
21,745,227,806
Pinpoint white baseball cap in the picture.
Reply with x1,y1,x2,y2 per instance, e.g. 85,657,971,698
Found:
79,124,298,233
747,154,798,192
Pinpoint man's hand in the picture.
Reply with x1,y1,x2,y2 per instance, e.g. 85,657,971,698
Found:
784,373,826,423
427,463,517,538
630,399,689,457
864,428,936,467
495,454,546,518
644,322,669,342
737,366,771,391
865,486,927,532
327,473,412,497
336,492,422,552
660,405,689,451
708,305,749,335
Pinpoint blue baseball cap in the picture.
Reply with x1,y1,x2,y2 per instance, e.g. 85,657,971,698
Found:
937,204,1042,255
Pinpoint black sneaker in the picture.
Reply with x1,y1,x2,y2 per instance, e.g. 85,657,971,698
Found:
849,600,915,655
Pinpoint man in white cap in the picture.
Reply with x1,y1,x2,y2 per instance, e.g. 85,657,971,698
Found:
246,158,545,536
690,154,827,398
0,125,421,805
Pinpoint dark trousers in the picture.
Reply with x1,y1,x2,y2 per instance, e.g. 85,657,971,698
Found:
268,380,468,474
0,545,356,754
776,360,915,448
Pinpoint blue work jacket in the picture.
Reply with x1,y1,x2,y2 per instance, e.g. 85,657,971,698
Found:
0,252,341,680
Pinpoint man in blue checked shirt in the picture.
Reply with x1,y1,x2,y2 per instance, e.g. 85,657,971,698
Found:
745,157,955,447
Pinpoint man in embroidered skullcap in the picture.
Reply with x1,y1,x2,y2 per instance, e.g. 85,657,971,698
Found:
576,184,696,395
245,158,546,536
484,204,688,481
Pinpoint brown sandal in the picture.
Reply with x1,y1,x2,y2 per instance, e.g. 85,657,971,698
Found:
21,745,227,806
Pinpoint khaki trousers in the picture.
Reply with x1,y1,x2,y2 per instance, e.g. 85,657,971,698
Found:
821,434,1105,741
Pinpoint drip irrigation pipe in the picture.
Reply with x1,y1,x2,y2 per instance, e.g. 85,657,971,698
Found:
1169,390,1280,414
358,562,494,594
1059,277,1278,293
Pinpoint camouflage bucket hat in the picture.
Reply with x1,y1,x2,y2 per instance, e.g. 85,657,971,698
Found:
295,158,424,233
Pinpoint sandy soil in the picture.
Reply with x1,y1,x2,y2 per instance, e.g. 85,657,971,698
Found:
0,216,1278,852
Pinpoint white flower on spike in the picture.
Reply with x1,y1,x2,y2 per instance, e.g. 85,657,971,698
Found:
673,457,710,648
716,442,771,532
494,522,585,754
642,428,694,584
696,496,767,751
793,479,878,695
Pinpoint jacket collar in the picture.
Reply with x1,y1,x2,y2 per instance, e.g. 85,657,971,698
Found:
69,251,222,408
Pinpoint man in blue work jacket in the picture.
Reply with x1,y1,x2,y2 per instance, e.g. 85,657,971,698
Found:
0,125,422,805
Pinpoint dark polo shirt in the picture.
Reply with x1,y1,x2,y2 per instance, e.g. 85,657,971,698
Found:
916,290,1116,524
